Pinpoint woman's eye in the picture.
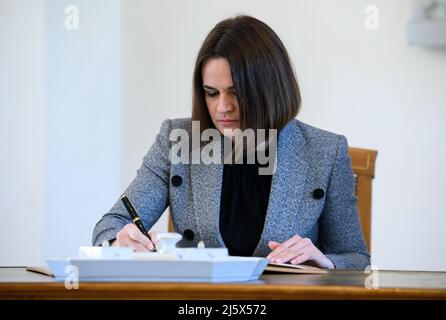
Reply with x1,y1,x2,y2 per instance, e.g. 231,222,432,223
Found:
206,91,218,97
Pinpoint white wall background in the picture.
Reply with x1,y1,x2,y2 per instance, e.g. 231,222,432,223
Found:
0,0,121,264
1,0,445,271
0,0,44,266
43,0,121,260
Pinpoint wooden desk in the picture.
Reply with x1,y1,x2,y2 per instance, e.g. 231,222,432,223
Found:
1,268,445,300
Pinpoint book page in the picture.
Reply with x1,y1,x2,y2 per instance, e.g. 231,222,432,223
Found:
265,262,328,274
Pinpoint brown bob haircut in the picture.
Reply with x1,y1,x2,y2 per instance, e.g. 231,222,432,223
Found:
192,15,301,133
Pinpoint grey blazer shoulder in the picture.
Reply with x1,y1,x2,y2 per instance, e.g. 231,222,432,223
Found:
93,118,370,269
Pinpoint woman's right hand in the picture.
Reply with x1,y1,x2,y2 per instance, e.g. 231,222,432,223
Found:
111,224,156,252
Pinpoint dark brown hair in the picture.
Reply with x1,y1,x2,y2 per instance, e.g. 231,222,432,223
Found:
192,15,301,132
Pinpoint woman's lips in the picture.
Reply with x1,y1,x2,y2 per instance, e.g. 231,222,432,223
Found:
218,119,238,126
219,119,238,123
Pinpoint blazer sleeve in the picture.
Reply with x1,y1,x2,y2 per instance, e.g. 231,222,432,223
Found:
92,119,172,246
318,135,371,269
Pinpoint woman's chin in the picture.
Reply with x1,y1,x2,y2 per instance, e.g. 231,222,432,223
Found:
219,127,239,137
216,123,240,135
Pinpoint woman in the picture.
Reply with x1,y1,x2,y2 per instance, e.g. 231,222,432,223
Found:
93,15,370,269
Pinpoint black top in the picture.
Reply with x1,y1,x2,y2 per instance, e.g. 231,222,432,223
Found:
219,161,273,256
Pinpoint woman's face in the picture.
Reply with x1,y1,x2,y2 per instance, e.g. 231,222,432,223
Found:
202,58,240,134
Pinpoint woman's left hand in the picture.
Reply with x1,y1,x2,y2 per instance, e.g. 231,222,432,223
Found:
266,235,335,269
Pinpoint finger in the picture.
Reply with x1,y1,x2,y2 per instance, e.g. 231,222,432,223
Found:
128,227,154,250
267,235,302,259
149,231,158,247
141,235,155,251
147,239,155,251
273,240,312,263
142,236,155,251
268,241,280,250
127,225,146,243
124,237,150,252
290,252,310,265
127,227,150,248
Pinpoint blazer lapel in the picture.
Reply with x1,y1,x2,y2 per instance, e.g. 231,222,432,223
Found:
252,120,309,256
190,138,226,248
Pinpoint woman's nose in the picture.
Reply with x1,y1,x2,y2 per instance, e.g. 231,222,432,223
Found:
216,93,234,114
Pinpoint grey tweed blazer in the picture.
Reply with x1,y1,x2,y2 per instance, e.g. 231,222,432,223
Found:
92,118,370,269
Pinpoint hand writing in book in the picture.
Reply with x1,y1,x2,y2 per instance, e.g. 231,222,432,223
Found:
111,224,158,252
266,235,335,269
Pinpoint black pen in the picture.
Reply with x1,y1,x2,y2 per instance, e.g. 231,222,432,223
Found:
120,194,156,252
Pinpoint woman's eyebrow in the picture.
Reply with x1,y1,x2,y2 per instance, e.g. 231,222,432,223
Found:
203,85,234,90
203,85,217,91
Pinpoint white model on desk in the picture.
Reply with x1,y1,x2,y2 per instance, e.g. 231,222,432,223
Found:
46,233,268,283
